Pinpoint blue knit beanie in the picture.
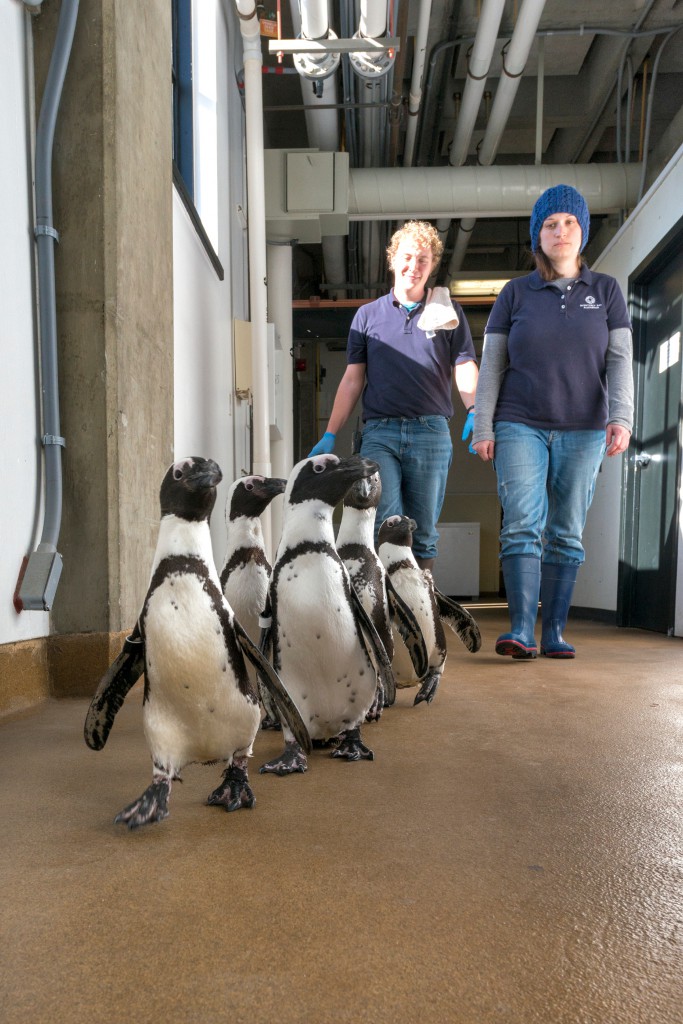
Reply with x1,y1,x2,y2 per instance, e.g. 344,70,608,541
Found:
530,184,590,253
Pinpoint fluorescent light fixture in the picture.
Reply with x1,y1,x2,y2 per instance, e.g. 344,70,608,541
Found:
449,277,511,297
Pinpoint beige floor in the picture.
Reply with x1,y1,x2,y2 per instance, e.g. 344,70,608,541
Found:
1,608,681,1024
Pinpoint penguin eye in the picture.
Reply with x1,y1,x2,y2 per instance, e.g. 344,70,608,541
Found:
245,481,254,491
312,463,326,474
173,468,183,481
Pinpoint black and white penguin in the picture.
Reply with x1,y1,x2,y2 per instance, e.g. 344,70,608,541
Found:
336,470,428,716
378,515,482,705
220,474,286,728
84,457,309,829
259,453,393,775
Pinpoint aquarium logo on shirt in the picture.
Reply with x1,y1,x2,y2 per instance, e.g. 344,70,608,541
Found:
580,295,602,310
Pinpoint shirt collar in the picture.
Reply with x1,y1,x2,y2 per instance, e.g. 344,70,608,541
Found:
528,264,593,290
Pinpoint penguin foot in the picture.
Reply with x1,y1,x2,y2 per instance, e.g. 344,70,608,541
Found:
413,671,440,706
365,686,384,722
332,727,374,762
260,713,282,731
259,741,308,776
207,763,256,812
114,779,171,830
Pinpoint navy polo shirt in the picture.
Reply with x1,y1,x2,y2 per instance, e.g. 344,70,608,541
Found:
347,290,476,420
486,266,632,430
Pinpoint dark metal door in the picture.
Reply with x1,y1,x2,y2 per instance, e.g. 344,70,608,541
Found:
620,231,683,634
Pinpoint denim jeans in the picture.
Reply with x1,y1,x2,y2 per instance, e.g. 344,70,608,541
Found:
360,416,453,559
493,421,606,564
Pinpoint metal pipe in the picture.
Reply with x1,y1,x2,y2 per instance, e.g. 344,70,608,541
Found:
402,0,434,167
448,0,506,169
448,0,547,274
534,35,544,164
19,0,79,612
234,0,273,553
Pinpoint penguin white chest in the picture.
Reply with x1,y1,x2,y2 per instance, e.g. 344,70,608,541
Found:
274,553,375,736
143,573,259,768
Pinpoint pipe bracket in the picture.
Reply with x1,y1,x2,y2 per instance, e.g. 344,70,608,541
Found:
34,224,60,242
42,434,66,448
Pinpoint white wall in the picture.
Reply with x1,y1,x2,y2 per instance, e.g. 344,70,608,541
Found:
173,0,251,568
0,6,51,645
577,146,683,614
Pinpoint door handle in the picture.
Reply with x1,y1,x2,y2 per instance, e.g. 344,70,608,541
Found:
634,452,652,468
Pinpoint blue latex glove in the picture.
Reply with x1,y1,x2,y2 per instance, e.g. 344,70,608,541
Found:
308,432,336,457
461,408,476,454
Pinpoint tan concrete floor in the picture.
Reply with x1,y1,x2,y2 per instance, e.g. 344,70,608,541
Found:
1,608,681,1024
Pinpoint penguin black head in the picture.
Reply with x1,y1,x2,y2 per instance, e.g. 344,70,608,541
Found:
342,468,382,511
227,475,287,521
160,457,222,522
377,515,417,549
286,454,380,509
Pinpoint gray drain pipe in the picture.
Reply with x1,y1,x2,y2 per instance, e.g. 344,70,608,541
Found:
19,0,79,611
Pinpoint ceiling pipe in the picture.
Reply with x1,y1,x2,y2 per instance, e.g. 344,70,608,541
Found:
18,0,79,612
290,0,346,297
347,162,642,221
448,0,547,275
402,0,434,168
349,0,393,295
448,0,506,169
234,0,273,552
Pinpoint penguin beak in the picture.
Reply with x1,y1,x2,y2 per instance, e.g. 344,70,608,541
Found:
190,460,222,490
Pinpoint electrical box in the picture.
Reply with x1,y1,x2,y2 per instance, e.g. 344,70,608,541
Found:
265,148,349,243
287,152,335,212
432,523,480,598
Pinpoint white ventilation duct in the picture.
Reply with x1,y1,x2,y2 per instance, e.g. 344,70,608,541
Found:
347,162,641,221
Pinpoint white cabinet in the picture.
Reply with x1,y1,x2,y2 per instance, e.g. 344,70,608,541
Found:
433,522,480,598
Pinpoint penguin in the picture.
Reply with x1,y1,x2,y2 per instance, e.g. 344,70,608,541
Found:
336,470,428,717
220,474,286,728
259,453,393,776
378,515,482,705
84,456,309,829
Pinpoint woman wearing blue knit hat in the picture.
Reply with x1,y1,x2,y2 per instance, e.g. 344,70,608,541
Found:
471,184,633,659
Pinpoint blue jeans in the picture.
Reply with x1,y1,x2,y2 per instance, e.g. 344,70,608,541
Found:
360,416,453,559
493,421,606,564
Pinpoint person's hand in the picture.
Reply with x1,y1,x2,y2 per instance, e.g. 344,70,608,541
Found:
472,440,495,461
605,424,631,456
308,432,336,457
461,407,476,454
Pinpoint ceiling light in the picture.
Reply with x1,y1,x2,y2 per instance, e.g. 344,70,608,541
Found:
449,277,511,298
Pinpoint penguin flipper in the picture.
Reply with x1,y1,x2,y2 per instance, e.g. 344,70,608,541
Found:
434,589,482,653
234,620,312,754
256,600,280,730
385,577,429,680
349,585,396,708
84,629,145,750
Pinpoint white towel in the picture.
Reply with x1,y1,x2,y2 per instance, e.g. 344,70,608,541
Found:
417,287,460,338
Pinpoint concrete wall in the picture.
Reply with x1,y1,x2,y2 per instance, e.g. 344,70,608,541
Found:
578,145,683,616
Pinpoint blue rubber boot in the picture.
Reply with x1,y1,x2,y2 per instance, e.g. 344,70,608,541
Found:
496,556,540,659
540,563,578,658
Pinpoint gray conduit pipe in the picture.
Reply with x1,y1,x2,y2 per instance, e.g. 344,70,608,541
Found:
19,0,79,612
